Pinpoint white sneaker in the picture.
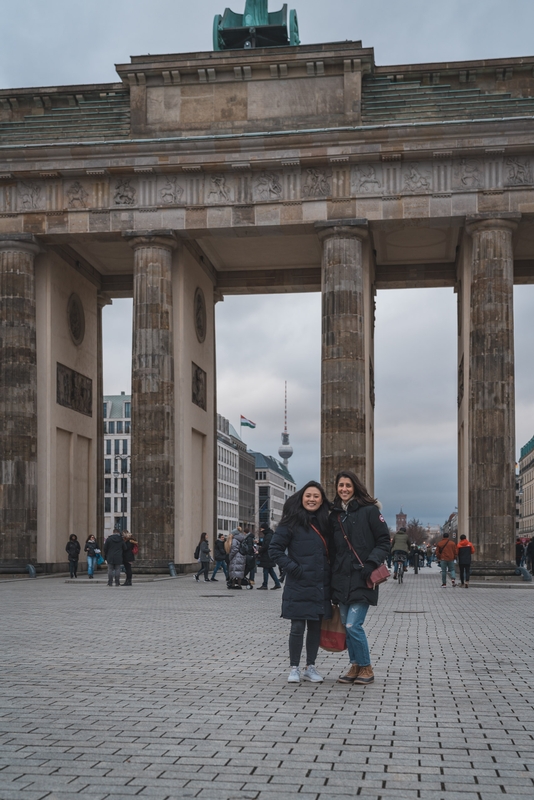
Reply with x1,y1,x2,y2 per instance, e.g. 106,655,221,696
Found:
302,665,324,683
287,667,301,683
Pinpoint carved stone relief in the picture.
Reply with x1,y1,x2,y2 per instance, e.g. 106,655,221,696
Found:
194,287,207,344
67,293,85,346
353,165,382,193
505,157,533,185
18,181,43,210
303,168,332,198
160,176,184,204
453,159,483,189
192,362,207,411
208,175,232,203
255,171,283,200
114,179,136,206
403,165,431,193
57,362,93,417
67,181,89,209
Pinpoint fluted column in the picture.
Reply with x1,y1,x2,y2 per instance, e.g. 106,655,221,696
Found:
316,220,369,501
127,232,177,566
465,213,519,567
0,234,40,566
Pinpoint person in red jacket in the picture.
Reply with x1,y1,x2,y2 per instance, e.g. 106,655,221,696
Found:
457,534,475,588
435,532,458,587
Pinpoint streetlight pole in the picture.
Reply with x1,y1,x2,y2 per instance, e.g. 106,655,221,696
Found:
114,455,130,532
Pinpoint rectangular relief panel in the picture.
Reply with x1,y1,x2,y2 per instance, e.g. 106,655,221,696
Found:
57,363,93,417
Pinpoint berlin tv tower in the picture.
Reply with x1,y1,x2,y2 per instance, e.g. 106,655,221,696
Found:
278,381,294,467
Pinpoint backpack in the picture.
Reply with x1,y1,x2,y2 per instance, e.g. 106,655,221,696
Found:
194,543,200,560
239,534,254,556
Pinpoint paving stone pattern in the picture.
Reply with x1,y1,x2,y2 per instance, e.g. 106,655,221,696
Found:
1,566,533,800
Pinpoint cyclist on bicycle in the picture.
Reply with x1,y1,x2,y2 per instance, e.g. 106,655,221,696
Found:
391,527,411,578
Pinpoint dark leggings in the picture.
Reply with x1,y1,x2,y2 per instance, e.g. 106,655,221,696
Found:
459,564,471,583
196,561,210,581
69,560,78,578
289,619,322,667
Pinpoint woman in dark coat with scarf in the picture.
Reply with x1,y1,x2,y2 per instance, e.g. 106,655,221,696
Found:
269,481,331,684
329,470,390,686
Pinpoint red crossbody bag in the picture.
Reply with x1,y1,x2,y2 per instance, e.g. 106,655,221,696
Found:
337,514,390,589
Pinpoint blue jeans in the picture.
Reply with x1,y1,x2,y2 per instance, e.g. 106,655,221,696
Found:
339,601,370,667
441,560,456,584
211,560,229,580
262,567,281,588
87,555,97,576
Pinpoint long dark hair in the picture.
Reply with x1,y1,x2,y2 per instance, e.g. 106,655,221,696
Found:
334,470,377,507
280,481,330,533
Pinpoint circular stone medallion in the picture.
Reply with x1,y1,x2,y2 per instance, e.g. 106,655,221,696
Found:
194,287,206,343
67,293,85,346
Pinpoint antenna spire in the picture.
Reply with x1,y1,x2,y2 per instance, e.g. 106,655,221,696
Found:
278,381,294,467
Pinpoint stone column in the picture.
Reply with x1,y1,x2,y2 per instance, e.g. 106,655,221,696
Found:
316,220,369,501
127,232,177,567
465,213,520,568
0,234,40,566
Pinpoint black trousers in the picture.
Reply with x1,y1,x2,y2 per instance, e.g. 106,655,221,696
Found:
123,561,133,584
459,564,470,583
69,560,78,578
289,619,322,667
196,561,210,581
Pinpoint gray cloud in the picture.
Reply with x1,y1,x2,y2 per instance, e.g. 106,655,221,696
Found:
4,0,534,528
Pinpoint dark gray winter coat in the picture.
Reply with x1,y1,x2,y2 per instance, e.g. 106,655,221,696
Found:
329,500,391,607
228,531,246,579
257,528,276,568
104,533,126,565
269,522,331,621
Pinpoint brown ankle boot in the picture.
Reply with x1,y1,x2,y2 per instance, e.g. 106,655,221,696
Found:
337,663,360,684
353,664,374,685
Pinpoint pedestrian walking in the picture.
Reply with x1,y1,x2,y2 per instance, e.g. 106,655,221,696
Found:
210,534,229,582
194,532,212,582
269,481,332,684
329,470,390,686
227,527,247,589
435,532,458,587
84,535,100,579
65,534,81,578
122,531,138,586
104,528,126,587
256,523,282,590
515,538,524,569
526,536,534,574
242,527,257,589
457,534,475,587
426,544,433,568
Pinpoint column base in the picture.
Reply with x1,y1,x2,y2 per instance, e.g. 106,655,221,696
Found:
469,561,517,578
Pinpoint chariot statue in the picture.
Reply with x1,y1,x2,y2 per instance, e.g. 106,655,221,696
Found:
213,0,299,50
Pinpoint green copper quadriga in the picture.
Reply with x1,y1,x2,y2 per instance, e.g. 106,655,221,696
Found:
213,0,300,50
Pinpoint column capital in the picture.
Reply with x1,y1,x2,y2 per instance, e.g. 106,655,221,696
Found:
0,234,41,257
466,212,521,236
315,219,368,243
123,230,179,251
97,292,112,310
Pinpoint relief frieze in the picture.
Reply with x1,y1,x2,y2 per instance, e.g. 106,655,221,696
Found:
56,362,93,417
7,155,534,219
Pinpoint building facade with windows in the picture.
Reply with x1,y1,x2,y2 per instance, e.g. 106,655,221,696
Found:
216,415,239,536
103,392,131,535
518,435,534,538
252,452,296,531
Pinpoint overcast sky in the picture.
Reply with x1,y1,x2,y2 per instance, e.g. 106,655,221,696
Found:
3,0,534,527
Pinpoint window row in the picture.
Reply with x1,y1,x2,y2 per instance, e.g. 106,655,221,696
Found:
103,421,131,434
217,500,238,518
218,445,237,468
104,458,130,475
218,464,238,484
104,478,128,495
105,439,129,455
104,497,128,513
218,482,238,502
103,402,130,420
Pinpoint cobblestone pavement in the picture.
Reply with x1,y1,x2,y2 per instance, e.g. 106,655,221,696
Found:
1,566,533,800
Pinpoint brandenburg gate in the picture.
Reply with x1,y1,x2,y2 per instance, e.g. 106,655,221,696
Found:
2,2,534,573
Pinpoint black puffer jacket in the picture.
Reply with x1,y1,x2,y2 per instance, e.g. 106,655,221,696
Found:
269,522,331,621
104,533,126,565
329,500,391,607
257,528,276,568
65,540,80,561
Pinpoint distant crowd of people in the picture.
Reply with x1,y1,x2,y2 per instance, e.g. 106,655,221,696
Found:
65,529,138,586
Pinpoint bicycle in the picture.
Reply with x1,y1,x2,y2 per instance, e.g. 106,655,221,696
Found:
393,552,407,584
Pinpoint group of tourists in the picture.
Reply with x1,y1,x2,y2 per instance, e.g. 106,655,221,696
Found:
194,524,283,589
65,529,138,586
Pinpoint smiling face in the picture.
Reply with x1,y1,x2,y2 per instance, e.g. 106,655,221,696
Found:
302,486,323,512
337,476,355,504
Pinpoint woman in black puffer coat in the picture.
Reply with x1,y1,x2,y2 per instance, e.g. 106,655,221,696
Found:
269,481,331,685
329,470,391,687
